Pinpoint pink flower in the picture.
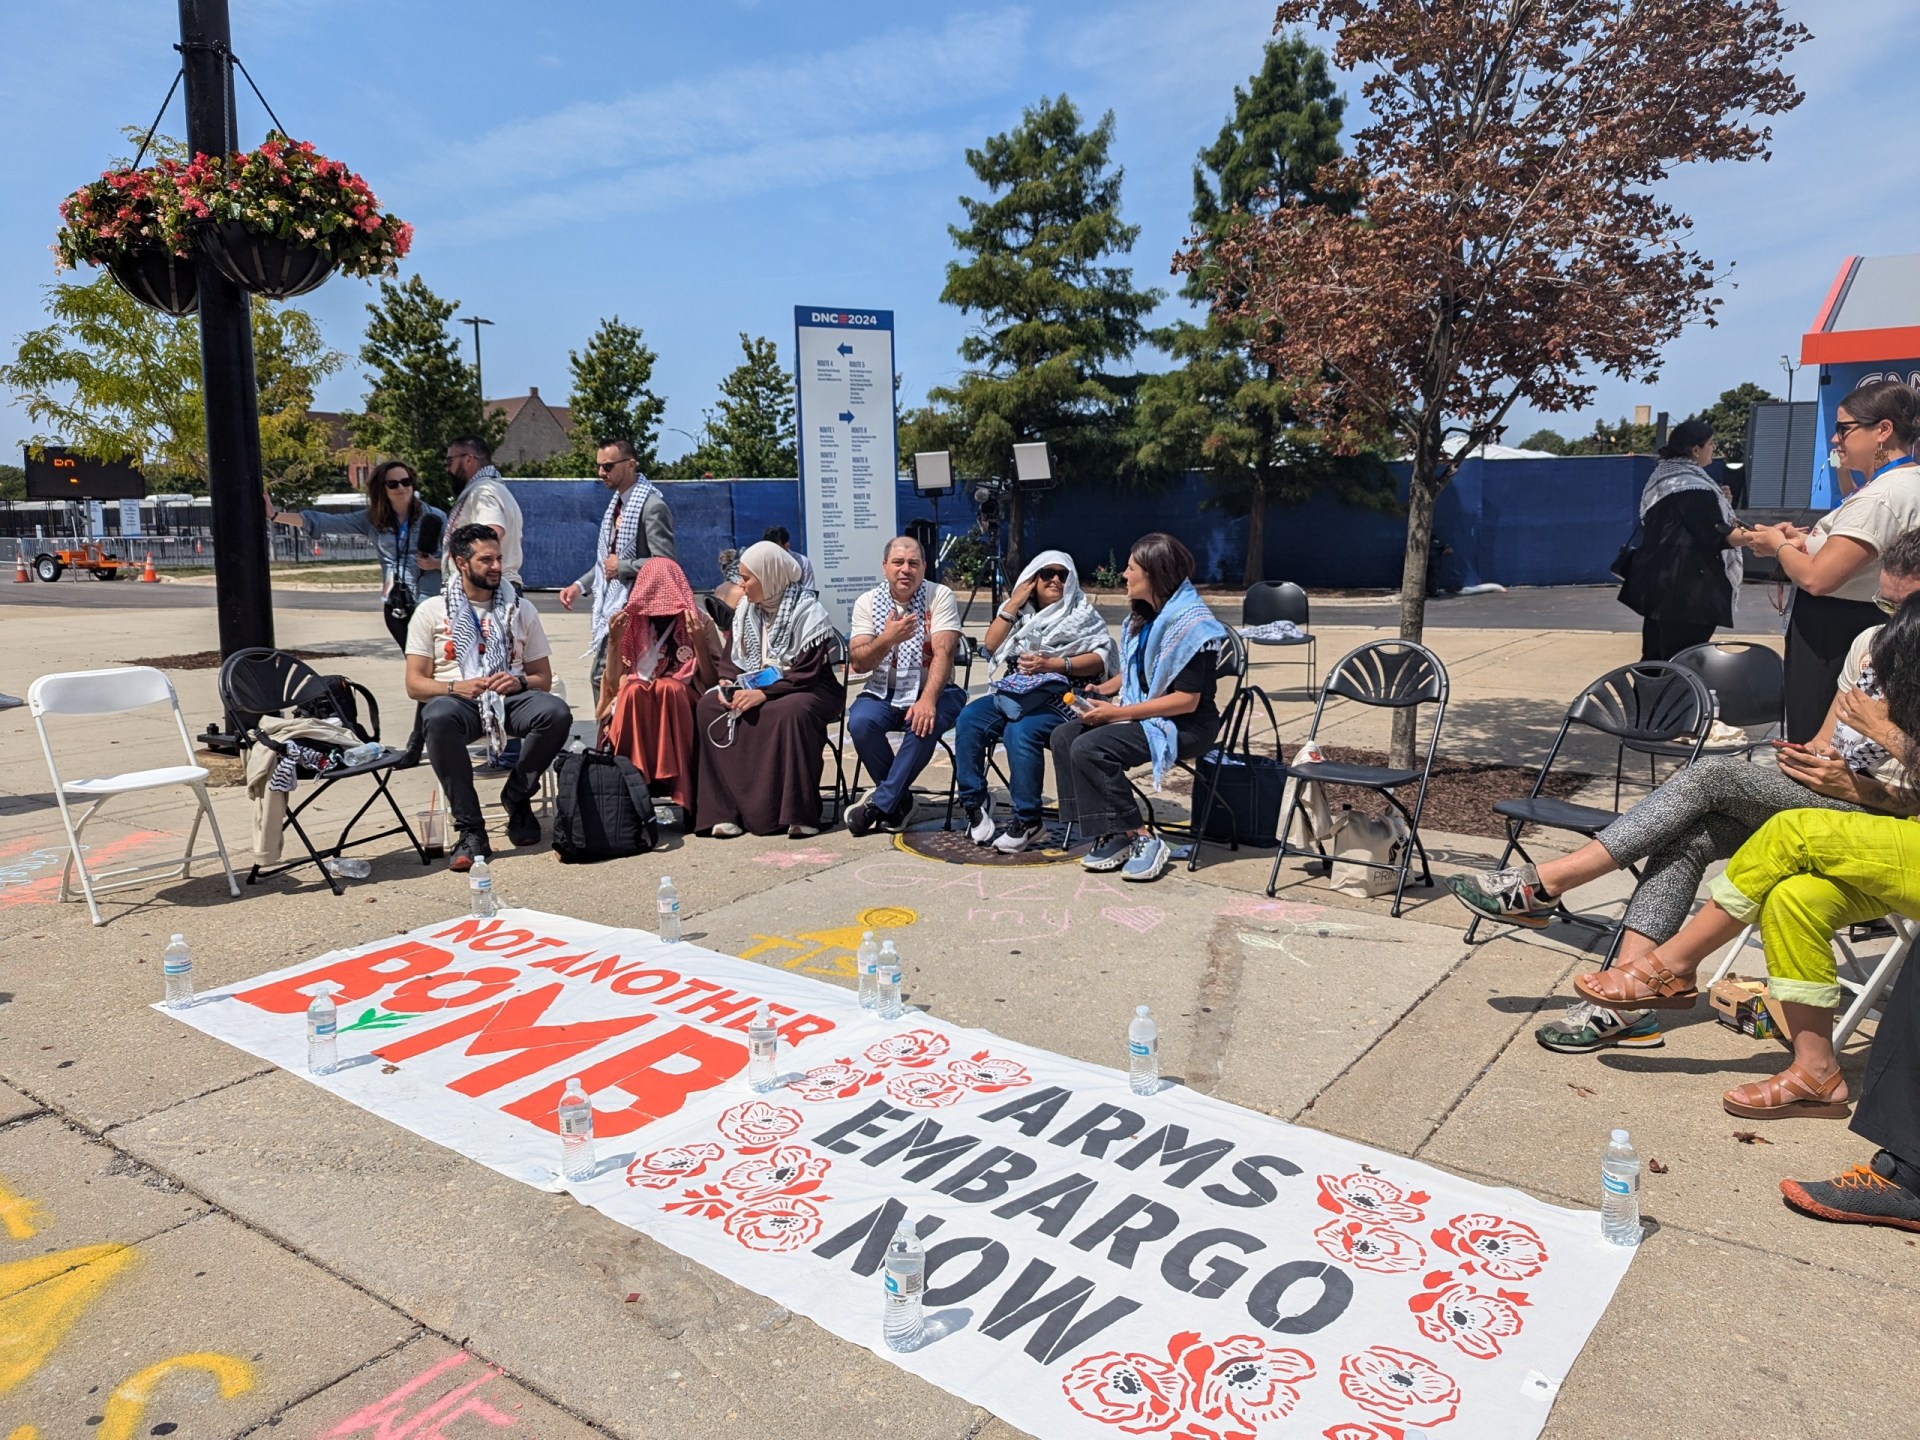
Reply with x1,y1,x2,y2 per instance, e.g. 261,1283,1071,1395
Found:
716,1098,803,1147
624,1142,722,1190
946,1053,1033,1094
1059,1350,1183,1434
884,1071,965,1109
1315,1172,1428,1224
1173,1333,1315,1430
787,1061,875,1102
1337,1347,1461,1429
1432,1213,1549,1282
864,1028,950,1069
1312,1218,1427,1274
723,1196,823,1252
1410,1277,1528,1361
716,1145,829,1202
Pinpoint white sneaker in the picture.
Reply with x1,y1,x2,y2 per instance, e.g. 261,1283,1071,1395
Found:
966,804,996,845
710,822,744,838
993,821,1045,854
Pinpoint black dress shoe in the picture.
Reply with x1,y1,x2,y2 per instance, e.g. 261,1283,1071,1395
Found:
504,797,540,847
449,830,491,872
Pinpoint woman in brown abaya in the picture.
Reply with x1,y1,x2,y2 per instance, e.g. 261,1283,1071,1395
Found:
598,558,721,819
694,540,843,838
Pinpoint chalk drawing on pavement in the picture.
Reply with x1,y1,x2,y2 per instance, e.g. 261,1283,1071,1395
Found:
738,906,920,978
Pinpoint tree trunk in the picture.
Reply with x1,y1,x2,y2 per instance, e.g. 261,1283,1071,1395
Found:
1242,472,1267,587
1390,459,1438,769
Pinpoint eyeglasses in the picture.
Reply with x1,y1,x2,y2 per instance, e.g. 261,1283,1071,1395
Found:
1034,568,1069,582
1835,420,1879,439
596,459,631,472
1877,593,1902,614
383,477,415,489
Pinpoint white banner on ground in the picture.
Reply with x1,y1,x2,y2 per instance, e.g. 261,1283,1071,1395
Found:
794,306,897,629
169,910,1633,1439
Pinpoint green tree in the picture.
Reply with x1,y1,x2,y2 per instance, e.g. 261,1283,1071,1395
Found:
666,333,795,478
0,272,341,501
1564,416,1658,456
1685,381,1777,463
565,316,665,473
927,95,1161,572
0,464,24,501
1140,36,1372,584
1518,428,1569,455
349,275,499,507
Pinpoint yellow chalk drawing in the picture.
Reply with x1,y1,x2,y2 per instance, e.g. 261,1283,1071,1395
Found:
737,906,919,978
9,1426,39,1440
0,1184,45,1241
0,1243,135,1395
98,1351,256,1440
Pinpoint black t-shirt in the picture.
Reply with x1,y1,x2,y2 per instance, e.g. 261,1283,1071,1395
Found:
1166,647,1222,750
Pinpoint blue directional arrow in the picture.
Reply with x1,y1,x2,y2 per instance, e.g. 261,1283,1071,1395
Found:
836,343,853,357
838,411,855,423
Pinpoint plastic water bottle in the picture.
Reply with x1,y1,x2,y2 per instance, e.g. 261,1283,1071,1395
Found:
877,941,904,1020
657,876,681,943
558,1077,596,1182
883,1218,925,1351
340,741,383,767
162,934,194,1009
1601,1128,1642,1246
1128,1005,1159,1096
324,856,371,880
1708,689,1721,725
306,983,341,1075
856,931,880,1010
748,1004,779,1093
469,858,498,918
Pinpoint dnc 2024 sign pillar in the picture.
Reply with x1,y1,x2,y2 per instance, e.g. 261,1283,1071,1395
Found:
794,307,898,629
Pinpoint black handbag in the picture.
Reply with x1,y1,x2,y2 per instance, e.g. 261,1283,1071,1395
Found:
1193,687,1288,846
551,744,659,863
1609,516,1644,583
382,580,418,647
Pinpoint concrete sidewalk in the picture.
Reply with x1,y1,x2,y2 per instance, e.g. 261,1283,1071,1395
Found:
0,591,1910,1439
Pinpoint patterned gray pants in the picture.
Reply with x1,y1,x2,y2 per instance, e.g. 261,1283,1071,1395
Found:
1596,757,1865,941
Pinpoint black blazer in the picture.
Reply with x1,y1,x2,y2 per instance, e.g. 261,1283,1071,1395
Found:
1619,488,1736,627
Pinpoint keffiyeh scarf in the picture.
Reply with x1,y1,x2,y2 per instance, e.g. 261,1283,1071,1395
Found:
588,479,655,651
1640,457,1743,605
620,558,699,684
862,580,929,682
991,550,1118,696
447,580,519,756
732,585,835,674
1120,579,1228,789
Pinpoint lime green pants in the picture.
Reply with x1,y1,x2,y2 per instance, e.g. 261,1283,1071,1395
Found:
1707,809,1920,1008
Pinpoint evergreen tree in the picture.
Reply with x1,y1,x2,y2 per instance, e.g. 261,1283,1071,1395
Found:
927,95,1160,573
1138,37,1365,584
671,333,796,478
1685,381,1777,463
565,316,665,474
349,275,498,507
1518,428,1570,455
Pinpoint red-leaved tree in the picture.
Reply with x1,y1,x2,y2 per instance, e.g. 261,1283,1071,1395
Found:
1194,0,1807,761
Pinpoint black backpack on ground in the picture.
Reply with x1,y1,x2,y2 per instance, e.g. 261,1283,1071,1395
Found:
550,744,659,863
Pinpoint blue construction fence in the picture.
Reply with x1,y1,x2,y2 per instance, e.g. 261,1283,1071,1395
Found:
503,454,1657,593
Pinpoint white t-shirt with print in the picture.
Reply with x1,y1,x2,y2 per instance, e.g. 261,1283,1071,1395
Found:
405,593,552,685
849,581,962,704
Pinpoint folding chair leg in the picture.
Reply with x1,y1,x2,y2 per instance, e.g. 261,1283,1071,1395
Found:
56,794,107,926
191,781,242,897
1834,919,1913,1048
1705,924,1758,988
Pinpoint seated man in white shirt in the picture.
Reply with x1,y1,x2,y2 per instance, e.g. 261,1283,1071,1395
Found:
405,524,573,869
845,535,966,835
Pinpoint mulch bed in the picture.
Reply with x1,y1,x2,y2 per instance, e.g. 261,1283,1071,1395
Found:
123,648,349,672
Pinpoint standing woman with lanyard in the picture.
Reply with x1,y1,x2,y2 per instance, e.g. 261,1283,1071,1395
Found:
268,459,447,648
1746,381,1920,741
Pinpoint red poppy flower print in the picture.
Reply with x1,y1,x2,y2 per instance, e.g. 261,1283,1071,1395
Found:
863,1028,950,1069
662,1184,734,1220
885,1071,966,1109
1321,1424,1405,1440
1059,1350,1183,1434
1174,1333,1315,1430
946,1052,1033,1094
1313,1218,1427,1273
624,1142,723,1190
717,1144,830,1203
1338,1346,1461,1429
1411,1279,1528,1360
1432,1213,1549,1282
1315,1171,1428,1224
787,1061,874,1102
723,1195,824,1252
716,1098,804,1147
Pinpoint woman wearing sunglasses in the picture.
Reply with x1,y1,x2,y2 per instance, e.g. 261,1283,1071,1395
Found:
955,551,1120,852
1744,380,1920,741
267,460,447,647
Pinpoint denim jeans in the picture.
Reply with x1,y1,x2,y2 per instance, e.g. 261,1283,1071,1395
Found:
954,694,1065,828
847,686,968,817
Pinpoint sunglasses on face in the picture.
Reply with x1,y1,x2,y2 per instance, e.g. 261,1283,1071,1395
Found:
384,477,415,489
597,460,630,472
1835,420,1879,439
1034,568,1069,582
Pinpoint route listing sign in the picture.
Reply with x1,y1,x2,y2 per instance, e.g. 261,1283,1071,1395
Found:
794,307,898,628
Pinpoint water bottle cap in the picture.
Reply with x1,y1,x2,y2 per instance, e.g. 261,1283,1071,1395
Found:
862,930,874,940
565,1075,584,1087
1610,1128,1630,1143
661,876,672,885
169,933,186,945
754,1002,770,1028
1136,1004,1151,1017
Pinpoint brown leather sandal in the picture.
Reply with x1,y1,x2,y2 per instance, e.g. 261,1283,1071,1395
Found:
1723,1063,1851,1120
1573,958,1700,1010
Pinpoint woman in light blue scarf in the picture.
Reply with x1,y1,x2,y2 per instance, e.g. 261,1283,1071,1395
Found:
1048,532,1227,883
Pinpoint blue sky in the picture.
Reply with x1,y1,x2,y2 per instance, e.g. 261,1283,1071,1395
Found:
3,0,1915,467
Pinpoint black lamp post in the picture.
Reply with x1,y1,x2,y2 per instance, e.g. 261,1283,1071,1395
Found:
462,316,494,424
178,0,273,656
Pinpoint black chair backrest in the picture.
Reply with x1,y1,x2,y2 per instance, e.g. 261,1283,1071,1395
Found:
217,647,339,735
1669,642,1784,730
1323,641,1447,708
1566,662,1714,744
1216,629,1250,682
1243,581,1309,628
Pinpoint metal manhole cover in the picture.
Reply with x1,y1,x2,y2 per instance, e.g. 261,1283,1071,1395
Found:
893,824,1089,867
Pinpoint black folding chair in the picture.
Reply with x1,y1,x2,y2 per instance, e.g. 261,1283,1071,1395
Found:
1467,661,1713,963
217,648,428,896
1266,640,1450,917
1242,581,1317,697
820,631,855,826
845,636,977,829
1615,641,1783,801
1120,633,1253,863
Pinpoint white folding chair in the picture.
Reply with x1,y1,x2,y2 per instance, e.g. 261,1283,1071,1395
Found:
1705,914,1915,1048
29,666,241,926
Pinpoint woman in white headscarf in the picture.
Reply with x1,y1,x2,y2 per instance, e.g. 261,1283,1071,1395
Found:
954,550,1120,853
693,540,843,838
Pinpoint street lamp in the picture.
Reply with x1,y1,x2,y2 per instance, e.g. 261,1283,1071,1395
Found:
1780,353,1798,406
461,316,494,420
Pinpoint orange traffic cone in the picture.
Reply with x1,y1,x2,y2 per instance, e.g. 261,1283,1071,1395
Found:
140,551,159,583
311,540,322,557
194,538,203,555
13,548,28,583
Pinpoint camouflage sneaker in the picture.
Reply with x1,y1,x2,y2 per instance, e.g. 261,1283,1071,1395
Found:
1781,1152,1920,1234
1535,1001,1664,1054
1449,864,1557,929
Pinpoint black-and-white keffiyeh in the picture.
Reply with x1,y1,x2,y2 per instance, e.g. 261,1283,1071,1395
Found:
447,580,519,755
990,549,1118,694
863,579,928,685
269,742,338,793
1641,457,1743,608
588,479,654,651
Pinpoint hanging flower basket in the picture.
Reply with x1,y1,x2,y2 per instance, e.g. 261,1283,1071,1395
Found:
198,219,333,298
105,246,199,316
54,159,198,315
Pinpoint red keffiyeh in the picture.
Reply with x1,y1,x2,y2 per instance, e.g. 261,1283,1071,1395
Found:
619,558,700,683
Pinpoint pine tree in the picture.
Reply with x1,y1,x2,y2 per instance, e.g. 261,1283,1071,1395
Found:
927,95,1160,573
1685,382,1778,463
565,316,665,474
693,333,795,478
